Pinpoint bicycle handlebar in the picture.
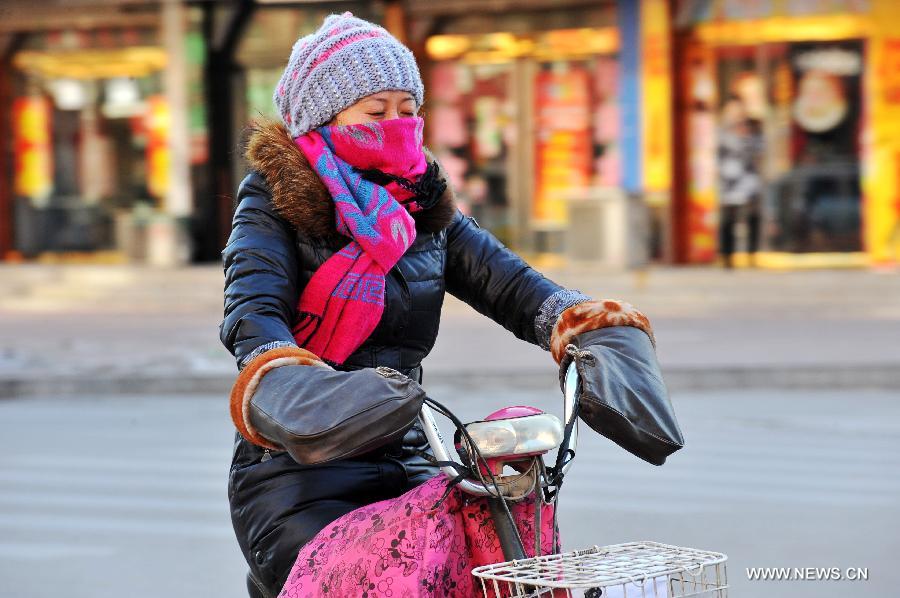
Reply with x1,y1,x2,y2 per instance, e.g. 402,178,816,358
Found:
419,362,580,497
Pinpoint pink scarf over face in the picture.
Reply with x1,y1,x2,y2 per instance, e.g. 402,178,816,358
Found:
291,117,427,364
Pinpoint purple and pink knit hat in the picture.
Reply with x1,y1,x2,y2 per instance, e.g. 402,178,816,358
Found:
273,12,424,138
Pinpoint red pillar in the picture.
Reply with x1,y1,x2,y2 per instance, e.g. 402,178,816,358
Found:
668,2,690,264
0,46,14,259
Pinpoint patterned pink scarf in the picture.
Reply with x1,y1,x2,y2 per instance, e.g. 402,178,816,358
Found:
291,117,427,364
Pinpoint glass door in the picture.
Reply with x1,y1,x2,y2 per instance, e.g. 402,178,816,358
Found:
714,40,864,254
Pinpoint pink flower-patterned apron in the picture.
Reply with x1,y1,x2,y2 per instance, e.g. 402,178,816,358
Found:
278,476,559,597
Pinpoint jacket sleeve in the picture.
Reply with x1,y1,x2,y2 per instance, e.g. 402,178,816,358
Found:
445,209,589,348
219,173,301,371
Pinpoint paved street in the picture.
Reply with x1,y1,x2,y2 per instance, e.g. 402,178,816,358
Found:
1,386,897,598
1,264,900,398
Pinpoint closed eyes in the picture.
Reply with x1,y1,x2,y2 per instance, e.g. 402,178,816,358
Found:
365,111,416,118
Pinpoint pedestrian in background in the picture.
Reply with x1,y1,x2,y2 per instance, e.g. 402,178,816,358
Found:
717,94,764,268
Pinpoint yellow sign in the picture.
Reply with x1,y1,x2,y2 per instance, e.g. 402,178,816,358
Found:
146,95,170,200
13,47,167,80
866,0,900,264
641,0,673,193
13,97,53,203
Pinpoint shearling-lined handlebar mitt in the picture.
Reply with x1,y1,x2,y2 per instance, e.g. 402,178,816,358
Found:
229,346,332,449
550,299,683,466
549,299,656,365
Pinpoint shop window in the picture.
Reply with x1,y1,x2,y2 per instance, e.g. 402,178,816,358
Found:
425,27,620,247
684,39,864,258
10,25,172,256
427,60,513,237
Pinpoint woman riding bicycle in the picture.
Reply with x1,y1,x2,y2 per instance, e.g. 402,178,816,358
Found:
219,12,657,598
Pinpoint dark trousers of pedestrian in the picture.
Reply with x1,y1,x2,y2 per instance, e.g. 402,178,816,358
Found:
719,203,760,268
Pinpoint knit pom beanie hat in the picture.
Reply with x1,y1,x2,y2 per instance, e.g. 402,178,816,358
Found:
273,11,424,138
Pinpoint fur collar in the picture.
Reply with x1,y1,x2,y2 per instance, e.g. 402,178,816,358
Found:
243,118,457,247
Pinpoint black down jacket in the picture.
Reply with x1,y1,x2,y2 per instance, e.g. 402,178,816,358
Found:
219,119,569,597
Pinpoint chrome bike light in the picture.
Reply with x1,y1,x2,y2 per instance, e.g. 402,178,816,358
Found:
465,413,563,459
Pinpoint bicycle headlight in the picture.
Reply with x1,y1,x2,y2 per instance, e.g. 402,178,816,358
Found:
464,413,563,459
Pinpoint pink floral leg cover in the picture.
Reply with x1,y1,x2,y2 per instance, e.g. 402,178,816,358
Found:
278,476,558,598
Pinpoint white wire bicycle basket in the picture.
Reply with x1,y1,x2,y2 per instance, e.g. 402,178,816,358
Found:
471,541,728,598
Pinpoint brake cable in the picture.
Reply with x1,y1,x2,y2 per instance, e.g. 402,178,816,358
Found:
422,396,528,556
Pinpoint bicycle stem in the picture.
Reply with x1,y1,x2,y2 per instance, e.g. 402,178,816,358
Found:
418,361,580,497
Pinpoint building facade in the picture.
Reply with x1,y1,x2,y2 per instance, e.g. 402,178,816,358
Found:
2,0,897,269
407,0,673,266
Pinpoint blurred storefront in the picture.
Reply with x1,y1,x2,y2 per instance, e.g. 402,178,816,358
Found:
0,0,678,268
0,1,381,265
1,1,204,265
6,1,897,269
672,0,900,267
409,0,673,264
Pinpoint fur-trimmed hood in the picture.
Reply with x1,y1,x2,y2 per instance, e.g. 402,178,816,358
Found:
242,119,457,247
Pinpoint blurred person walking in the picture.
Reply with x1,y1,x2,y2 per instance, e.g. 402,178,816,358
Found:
717,95,764,268
217,12,659,598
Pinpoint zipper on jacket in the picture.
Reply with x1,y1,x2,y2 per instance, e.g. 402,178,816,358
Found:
392,265,410,299
391,266,412,334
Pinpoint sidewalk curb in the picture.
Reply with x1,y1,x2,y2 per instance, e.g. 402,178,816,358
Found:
1,363,898,399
